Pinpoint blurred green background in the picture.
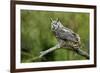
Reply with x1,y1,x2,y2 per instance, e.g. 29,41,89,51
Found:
21,10,89,63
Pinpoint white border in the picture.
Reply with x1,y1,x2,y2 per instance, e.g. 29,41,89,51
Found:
16,4,94,69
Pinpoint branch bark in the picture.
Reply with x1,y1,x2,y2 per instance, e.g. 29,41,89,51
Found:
39,44,60,58
74,48,89,59
31,44,89,61
30,44,60,61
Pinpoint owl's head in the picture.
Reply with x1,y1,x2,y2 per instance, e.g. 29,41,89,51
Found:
50,18,63,31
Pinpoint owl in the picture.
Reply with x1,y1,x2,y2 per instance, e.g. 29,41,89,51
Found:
38,18,89,59
50,18,81,50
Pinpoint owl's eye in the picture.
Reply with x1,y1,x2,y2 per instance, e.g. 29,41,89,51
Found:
54,23,57,25
55,22,58,25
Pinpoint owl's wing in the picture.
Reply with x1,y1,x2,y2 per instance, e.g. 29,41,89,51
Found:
56,28,79,42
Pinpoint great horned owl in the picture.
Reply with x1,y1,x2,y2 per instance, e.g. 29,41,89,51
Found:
38,18,89,59
50,18,81,50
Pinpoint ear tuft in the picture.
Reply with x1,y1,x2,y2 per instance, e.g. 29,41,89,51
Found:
49,17,53,22
56,18,59,22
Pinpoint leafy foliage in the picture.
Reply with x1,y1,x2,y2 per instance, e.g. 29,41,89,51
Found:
21,10,89,63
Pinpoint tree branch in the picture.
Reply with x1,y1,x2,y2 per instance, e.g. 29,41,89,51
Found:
30,44,60,61
30,44,89,61
39,44,60,58
74,48,89,59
